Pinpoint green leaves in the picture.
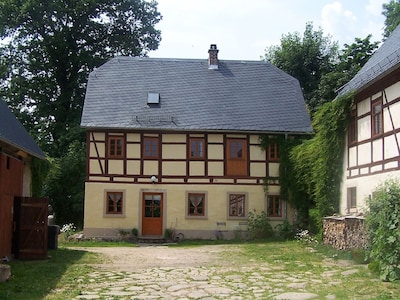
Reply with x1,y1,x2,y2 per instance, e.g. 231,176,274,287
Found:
383,0,400,38
0,0,162,157
366,179,400,281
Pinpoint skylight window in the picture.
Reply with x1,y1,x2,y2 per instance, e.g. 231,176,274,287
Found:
147,92,160,104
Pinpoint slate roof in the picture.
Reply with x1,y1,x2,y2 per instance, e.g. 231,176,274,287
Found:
0,100,45,159
338,24,400,96
81,56,312,134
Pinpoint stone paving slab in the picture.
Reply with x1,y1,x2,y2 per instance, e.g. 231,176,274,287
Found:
73,262,370,299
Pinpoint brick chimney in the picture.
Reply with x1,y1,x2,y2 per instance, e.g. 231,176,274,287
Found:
208,44,219,70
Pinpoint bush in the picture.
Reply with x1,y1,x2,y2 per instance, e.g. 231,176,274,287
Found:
275,220,295,240
366,179,400,281
247,210,273,239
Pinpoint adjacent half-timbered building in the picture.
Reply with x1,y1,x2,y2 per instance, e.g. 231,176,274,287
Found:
80,45,312,239
0,100,46,259
338,25,400,215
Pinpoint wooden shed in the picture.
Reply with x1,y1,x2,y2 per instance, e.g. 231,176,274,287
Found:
0,100,46,259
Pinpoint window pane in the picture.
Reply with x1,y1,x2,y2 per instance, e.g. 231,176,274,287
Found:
116,139,122,155
229,194,245,217
106,192,123,214
267,195,281,217
110,140,116,155
188,193,205,216
373,102,382,135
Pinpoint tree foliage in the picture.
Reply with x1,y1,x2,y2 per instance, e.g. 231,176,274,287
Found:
264,22,338,114
0,0,161,156
43,141,86,228
0,0,162,227
283,93,354,230
312,35,379,108
366,179,400,281
383,0,400,38
264,24,379,116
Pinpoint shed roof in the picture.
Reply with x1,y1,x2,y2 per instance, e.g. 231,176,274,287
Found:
81,56,312,134
338,24,400,96
0,100,45,159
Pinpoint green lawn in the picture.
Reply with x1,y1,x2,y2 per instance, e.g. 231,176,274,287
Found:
0,240,399,299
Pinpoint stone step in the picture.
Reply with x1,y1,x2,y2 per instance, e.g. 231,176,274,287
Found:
137,237,167,244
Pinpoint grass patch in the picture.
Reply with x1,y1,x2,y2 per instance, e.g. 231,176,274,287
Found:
0,240,399,299
59,238,137,248
0,248,100,300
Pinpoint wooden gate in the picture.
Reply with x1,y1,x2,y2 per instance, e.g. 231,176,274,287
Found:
13,197,48,259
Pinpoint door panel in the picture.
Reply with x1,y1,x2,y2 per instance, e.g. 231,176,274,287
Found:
226,139,248,176
13,197,48,259
142,193,163,236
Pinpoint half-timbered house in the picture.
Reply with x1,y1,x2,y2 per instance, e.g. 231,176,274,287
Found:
338,24,400,215
80,45,312,239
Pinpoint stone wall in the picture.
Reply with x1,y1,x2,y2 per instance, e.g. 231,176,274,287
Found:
323,216,367,250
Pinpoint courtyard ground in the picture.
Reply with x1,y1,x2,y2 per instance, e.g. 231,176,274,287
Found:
60,243,399,300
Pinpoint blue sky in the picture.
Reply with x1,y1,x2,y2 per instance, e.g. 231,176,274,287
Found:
150,0,388,60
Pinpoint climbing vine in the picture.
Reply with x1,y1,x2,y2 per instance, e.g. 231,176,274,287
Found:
30,156,50,197
260,92,354,232
303,92,354,219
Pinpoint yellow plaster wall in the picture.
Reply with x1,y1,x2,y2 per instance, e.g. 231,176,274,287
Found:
90,142,105,157
108,160,124,174
208,145,223,159
163,161,186,175
208,162,224,176
250,162,266,177
127,144,140,158
84,182,268,235
269,163,279,177
163,144,186,159
208,134,223,143
91,132,105,141
89,159,104,174
189,161,205,176
163,134,186,143
250,145,266,160
127,160,140,174
143,161,158,175
127,133,140,142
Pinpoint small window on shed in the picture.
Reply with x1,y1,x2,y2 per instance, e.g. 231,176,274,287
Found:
147,92,160,104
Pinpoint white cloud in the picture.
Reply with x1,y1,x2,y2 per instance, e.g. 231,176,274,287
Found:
321,2,357,42
366,0,386,16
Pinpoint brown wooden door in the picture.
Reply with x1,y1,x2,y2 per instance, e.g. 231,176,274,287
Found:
13,197,48,259
226,139,248,176
142,193,163,236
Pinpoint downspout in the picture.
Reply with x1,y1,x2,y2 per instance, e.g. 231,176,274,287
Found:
284,133,288,222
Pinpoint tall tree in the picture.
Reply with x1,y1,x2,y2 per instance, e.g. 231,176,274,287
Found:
0,0,162,157
0,0,161,227
311,35,379,109
264,22,338,114
383,0,400,37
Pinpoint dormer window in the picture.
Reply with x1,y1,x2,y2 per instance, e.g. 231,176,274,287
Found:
147,92,160,104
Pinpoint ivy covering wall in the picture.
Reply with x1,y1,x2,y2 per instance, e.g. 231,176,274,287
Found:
260,92,354,231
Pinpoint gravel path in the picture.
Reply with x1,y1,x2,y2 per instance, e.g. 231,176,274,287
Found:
69,244,366,300
74,244,229,272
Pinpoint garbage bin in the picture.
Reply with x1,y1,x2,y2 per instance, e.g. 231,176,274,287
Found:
48,225,60,249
